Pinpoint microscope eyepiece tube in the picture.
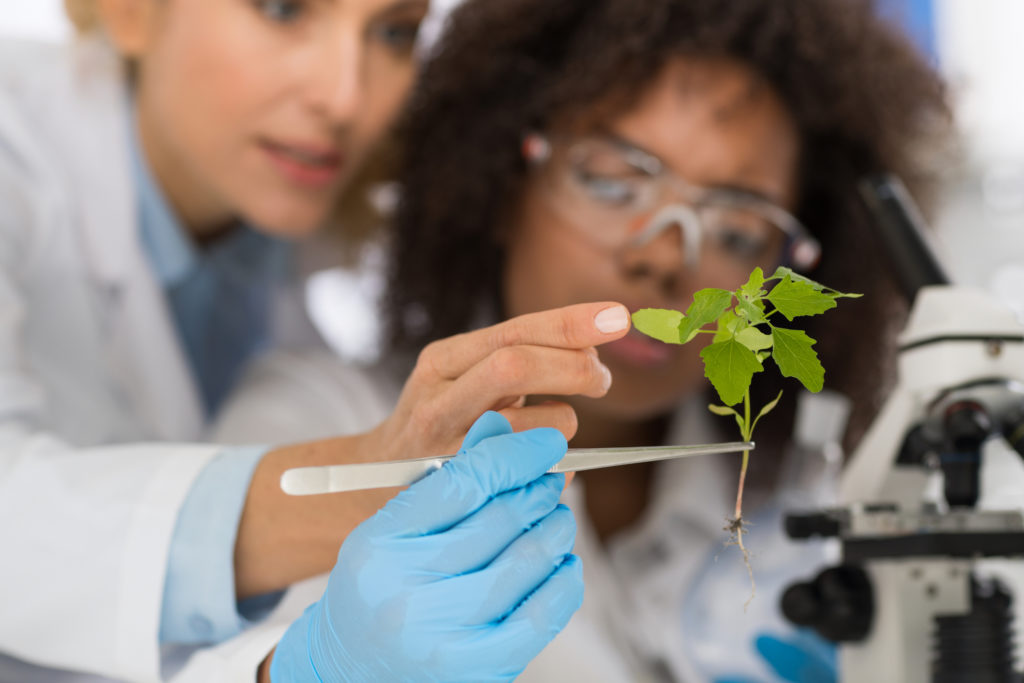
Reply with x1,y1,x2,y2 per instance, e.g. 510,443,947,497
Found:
858,174,952,300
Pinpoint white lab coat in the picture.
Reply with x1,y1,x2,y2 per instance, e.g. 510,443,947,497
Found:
207,350,844,683
170,351,398,682
0,37,321,682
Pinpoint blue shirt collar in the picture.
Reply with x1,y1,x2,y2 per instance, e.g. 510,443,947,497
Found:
128,111,291,288
130,131,197,286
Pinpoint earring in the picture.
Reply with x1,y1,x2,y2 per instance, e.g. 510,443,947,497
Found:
521,133,551,164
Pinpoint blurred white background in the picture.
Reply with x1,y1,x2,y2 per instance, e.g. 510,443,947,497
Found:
0,2,70,41
2,0,1022,334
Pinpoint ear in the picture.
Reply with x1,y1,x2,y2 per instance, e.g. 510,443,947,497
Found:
96,0,159,57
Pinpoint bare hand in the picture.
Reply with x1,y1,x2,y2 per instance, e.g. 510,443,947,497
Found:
235,302,630,598
365,301,631,459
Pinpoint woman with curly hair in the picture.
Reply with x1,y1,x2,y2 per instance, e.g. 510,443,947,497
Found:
378,0,949,679
212,0,949,679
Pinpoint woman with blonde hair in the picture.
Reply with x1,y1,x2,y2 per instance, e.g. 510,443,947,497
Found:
0,1,623,680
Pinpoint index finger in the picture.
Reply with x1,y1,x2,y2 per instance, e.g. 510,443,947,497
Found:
421,302,630,380
377,424,568,537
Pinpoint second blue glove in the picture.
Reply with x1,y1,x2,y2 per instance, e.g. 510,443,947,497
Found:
271,411,583,682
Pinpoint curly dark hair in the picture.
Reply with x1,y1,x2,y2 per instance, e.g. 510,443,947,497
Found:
386,0,950,461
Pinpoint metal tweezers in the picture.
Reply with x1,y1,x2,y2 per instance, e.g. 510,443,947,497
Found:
281,441,754,495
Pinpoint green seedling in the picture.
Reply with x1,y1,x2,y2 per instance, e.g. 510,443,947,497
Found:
632,266,860,604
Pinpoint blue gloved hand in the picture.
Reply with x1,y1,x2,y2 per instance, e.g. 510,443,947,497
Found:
756,629,837,683
714,629,836,683
271,411,583,682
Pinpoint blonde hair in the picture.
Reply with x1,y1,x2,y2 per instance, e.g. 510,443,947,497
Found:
64,0,101,33
62,0,394,253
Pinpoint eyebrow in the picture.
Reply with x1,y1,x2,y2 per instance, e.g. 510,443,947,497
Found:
601,130,783,205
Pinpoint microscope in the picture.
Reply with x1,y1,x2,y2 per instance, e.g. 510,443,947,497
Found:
780,176,1024,683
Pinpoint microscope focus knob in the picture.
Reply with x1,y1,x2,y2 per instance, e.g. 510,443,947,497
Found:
941,401,993,508
781,565,873,643
943,400,993,452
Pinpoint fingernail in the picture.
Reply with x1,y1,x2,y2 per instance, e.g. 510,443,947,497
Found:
583,346,599,359
592,356,612,392
594,305,629,334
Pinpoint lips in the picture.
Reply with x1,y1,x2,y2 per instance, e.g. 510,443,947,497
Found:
602,328,675,368
260,139,344,189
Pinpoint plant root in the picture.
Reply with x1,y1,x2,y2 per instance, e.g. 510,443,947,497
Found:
724,515,756,610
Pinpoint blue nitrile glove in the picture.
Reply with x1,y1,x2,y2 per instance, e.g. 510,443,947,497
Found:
756,629,837,683
271,411,583,682
716,629,836,683
716,630,835,683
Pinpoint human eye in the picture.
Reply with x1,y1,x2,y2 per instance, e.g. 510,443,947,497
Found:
717,227,769,259
369,1,428,57
703,208,776,260
577,172,641,207
570,145,652,208
251,0,305,24
369,17,423,54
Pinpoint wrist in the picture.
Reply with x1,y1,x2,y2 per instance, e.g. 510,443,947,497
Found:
305,593,358,682
269,604,323,683
234,433,395,598
258,648,274,683
271,598,359,683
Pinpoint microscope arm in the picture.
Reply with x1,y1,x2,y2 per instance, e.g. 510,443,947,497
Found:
839,386,919,505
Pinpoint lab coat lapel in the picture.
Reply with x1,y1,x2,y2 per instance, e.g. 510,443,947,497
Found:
69,38,205,440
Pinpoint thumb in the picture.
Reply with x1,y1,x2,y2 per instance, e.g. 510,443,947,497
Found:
376,419,567,536
460,410,514,450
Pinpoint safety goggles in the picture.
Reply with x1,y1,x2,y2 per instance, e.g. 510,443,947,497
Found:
522,132,821,277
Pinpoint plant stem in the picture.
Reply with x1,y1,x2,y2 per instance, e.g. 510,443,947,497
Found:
734,448,749,521
734,388,751,520
735,387,756,608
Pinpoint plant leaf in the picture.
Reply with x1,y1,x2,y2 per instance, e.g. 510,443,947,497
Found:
750,390,784,433
768,266,824,289
740,267,766,299
632,308,686,344
769,266,863,299
709,402,746,433
735,294,767,325
713,310,742,343
771,327,825,392
766,275,838,321
736,326,773,352
679,288,734,341
700,338,763,406
708,403,741,418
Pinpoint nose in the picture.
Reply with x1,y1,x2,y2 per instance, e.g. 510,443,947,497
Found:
306,27,363,125
619,207,699,294
634,205,702,269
